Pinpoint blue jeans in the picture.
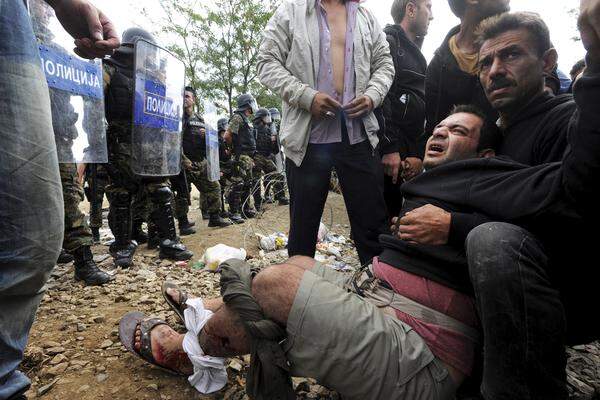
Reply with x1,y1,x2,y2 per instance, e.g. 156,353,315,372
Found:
0,1,64,398
466,223,567,400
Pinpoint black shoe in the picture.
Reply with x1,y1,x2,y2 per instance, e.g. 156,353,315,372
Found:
230,213,245,224
91,227,101,243
277,197,290,206
264,196,275,204
208,214,233,228
201,211,210,220
57,249,74,264
132,220,148,244
159,239,193,261
109,242,137,268
220,210,232,219
73,246,113,286
178,217,196,236
243,208,257,219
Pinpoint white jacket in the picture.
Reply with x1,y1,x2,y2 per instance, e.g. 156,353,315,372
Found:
257,0,395,166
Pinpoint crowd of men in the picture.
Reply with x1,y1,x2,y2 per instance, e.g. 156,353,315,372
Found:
1,0,599,399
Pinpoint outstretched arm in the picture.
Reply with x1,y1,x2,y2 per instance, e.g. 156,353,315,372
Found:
44,0,120,58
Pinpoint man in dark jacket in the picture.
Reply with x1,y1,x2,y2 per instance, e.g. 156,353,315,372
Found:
380,0,432,217
399,10,600,399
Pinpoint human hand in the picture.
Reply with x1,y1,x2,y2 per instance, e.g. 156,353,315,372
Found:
579,0,600,64
310,92,342,119
49,0,120,59
182,158,193,171
381,152,402,184
199,128,206,138
396,204,451,245
343,95,374,119
401,157,423,181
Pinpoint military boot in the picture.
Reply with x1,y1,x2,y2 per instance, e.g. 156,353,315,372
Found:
201,211,210,220
208,213,233,228
178,215,196,235
91,227,101,243
73,246,113,286
150,187,193,261
277,195,290,206
132,219,148,244
147,220,160,250
108,195,136,268
57,248,74,264
228,189,245,224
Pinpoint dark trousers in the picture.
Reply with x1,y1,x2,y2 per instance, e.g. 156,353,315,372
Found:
466,222,567,400
286,123,388,266
383,174,404,218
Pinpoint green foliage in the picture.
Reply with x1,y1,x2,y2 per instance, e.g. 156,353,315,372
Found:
143,0,279,116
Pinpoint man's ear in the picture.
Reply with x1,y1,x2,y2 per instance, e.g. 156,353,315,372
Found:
478,148,495,158
542,48,558,75
406,1,417,18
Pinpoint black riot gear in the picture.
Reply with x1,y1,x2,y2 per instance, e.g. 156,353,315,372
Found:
232,112,256,155
218,118,229,133
253,108,272,125
269,108,281,123
122,27,156,46
255,123,279,157
182,113,207,162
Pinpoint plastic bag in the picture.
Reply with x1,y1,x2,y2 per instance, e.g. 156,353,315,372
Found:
201,244,247,272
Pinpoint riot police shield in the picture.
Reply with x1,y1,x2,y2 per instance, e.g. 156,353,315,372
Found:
29,0,108,163
131,39,185,176
202,101,221,182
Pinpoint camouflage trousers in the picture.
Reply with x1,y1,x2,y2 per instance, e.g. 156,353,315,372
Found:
232,154,256,211
253,154,286,199
174,159,222,219
85,164,109,229
60,163,93,252
105,142,170,215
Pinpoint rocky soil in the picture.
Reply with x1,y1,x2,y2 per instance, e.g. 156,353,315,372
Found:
20,192,599,399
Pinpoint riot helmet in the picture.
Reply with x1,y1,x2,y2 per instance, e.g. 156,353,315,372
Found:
217,118,229,133
235,93,258,114
269,108,281,123
253,108,272,125
122,27,156,46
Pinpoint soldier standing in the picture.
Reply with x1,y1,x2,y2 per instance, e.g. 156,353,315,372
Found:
225,94,259,220
178,87,233,228
268,107,289,205
103,28,193,265
217,118,244,224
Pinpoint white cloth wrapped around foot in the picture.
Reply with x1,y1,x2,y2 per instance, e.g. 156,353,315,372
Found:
182,297,228,393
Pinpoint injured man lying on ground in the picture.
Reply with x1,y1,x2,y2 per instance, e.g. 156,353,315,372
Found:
118,107,500,400
118,69,600,398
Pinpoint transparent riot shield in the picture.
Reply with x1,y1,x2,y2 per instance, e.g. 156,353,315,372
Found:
203,101,221,182
29,0,107,163
131,39,185,176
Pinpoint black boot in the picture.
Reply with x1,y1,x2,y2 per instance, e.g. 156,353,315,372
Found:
228,186,245,224
178,216,196,235
208,213,233,228
147,220,160,250
73,246,113,286
150,187,193,261
57,248,74,264
108,193,136,268
201,211,210,220
277,196,290,206
132,219,148,244
91,227,101,243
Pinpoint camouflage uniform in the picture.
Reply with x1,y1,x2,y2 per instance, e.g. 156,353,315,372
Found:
228,112,257,215
102,51,192,264
253,121,287,207
85,164,110,230
60,163,93,252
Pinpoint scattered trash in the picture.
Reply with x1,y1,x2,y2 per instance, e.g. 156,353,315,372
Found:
192,261,205,270
201,244,247,272
317,222,329,242
327,260,353,272
175,261,188,268
257,232,288,251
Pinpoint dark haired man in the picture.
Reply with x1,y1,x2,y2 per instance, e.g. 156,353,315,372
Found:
424,0,510,139
380,0,433,217
257,0,395,265
119,106,501,399
402,10,600,399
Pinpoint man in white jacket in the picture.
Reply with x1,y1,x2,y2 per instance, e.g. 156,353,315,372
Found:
257,0,395,265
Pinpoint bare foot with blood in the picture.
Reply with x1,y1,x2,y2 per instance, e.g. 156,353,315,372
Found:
133,321,193,375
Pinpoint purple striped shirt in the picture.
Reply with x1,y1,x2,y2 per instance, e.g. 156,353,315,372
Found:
310,0,366,144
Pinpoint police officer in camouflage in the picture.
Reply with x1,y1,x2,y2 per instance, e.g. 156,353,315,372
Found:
225,94,259,220
177,87,232,228
103,28,193,266
252,108,288,210
218,118,244,224
268,107,289,205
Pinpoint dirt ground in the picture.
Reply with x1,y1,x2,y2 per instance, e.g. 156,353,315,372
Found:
22,192,351,400
21,190,599,399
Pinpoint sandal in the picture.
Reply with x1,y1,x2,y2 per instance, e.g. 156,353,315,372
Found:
161,282,188,323
118,311,186,376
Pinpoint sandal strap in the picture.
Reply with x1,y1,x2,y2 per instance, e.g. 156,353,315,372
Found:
138,318,167,363
179,291,188,311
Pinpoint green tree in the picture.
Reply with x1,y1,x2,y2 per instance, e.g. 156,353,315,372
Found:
144,0,280,115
